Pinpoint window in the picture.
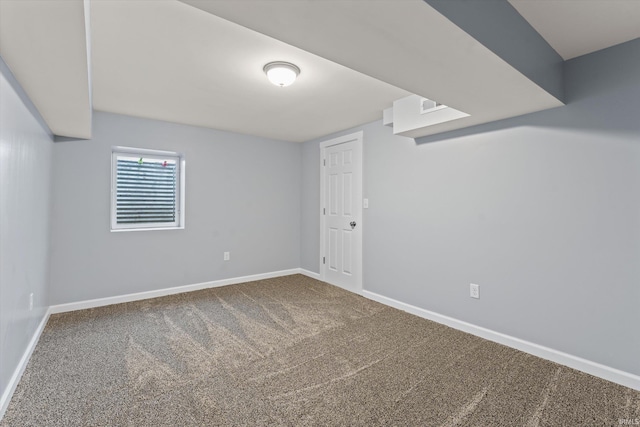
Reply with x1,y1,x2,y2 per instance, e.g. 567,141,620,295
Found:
111,147,185,231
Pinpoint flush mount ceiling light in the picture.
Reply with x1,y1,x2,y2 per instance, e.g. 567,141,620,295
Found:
263,61,300,87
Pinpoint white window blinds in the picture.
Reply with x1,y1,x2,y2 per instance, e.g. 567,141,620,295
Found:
111,149,184,230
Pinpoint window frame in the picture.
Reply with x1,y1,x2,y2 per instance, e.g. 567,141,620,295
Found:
110,146,186,232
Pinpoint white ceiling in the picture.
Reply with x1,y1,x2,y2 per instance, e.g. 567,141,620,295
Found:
0,0,638,141
91,0,410,143
509,0,640,60
181,0,563,139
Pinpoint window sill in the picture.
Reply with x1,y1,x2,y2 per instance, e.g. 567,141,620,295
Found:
110,226,185,233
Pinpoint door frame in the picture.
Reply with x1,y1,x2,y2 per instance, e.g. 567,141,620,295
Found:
319,131,363,292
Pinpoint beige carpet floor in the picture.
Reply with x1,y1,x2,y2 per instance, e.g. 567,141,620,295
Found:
2,274,639,426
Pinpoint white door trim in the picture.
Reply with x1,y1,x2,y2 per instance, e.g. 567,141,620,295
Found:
319,131,363,291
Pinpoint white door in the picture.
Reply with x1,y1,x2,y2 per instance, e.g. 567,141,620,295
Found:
320,131,363,292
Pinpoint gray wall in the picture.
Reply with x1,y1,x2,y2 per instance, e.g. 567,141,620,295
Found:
0,58,53,401
300,139,321,271
49,111,301,305
301,40,640,375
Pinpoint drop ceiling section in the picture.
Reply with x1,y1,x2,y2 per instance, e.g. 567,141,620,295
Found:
0,0,92,139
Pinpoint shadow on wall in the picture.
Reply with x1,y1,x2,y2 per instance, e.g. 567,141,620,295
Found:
416,90,639,146
416,39,640,146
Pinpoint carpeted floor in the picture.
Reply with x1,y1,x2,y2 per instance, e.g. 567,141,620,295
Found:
2,274,639,426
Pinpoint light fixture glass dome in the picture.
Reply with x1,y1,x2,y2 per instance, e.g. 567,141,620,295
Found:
263,61,300,87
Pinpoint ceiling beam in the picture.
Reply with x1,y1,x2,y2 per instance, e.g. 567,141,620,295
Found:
425,0,564,103
0,0,92,139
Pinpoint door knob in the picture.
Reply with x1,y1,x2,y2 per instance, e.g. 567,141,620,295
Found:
350,221,356,229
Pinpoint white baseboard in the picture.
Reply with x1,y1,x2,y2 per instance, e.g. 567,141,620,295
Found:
5,272,636,425
362,290,640,391
50,268,301,314
299,269,321,280
0,308,51,421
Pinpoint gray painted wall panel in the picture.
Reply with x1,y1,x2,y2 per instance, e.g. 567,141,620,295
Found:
49,112,301,305
0,58,53,401
301,40,640,375
300,140,320,271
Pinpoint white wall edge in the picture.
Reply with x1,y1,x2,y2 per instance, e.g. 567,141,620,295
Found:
0,308,52,421
362,290,640,391
50,269,301,314
299,269,321,280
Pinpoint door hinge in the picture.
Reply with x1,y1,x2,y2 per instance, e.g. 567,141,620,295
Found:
323,159,326,166
323,208,326,215
323,257,326,264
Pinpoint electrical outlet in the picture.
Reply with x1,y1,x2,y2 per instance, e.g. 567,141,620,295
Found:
29,293,34,310
363,198,369,209
224,252,230,261
470,283,480,299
